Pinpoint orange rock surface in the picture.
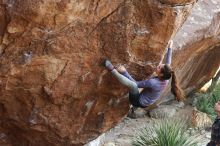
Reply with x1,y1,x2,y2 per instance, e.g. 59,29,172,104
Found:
0,0,219,145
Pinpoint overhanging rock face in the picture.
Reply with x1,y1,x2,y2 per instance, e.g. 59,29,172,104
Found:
160,0,220,102
172,0,220,94
1,0,219,145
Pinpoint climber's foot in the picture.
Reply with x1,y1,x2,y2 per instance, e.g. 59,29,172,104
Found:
104,59,114,71
128,110,137,119
127,106,137,119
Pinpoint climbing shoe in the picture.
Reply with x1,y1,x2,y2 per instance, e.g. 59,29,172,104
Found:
104,59,114,71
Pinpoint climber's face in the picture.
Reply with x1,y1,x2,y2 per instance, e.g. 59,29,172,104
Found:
214,101,220,113
156,64,164,76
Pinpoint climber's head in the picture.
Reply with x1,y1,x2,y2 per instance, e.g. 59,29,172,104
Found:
156,64,172,80
156,64,185,101
156,64,185,102
214,101,220,114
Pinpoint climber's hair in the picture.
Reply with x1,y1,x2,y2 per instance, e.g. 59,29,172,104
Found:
160,64,185,102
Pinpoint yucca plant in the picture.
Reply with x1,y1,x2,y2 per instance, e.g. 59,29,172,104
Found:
132,118,199,146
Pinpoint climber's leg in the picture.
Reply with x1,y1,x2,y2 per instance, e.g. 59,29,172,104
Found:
111,69,139,94
111,68,146,108
104,59,139,94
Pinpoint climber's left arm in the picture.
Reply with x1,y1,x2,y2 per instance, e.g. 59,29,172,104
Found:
165,40,173,65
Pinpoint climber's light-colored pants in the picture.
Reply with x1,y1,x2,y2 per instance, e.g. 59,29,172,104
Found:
111,69,146,108
111,69,139,95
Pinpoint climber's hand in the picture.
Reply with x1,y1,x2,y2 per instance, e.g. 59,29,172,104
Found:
168,40,173,48
116,65,127,73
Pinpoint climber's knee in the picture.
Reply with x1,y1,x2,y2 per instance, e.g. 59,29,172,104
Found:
129,82,139,94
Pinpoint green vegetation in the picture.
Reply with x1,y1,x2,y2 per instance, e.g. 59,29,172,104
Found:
132,118,198,146
131,83,220,146
196,83,220,120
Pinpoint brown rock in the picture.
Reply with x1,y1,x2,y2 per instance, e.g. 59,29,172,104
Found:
0,0,219,145
172,0,220,94
159,0,195,5
191,108,212,129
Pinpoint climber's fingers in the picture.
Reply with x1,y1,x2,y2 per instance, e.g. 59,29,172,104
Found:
168,40,173,48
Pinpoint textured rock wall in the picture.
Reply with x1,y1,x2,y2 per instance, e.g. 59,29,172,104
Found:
172,0,220,94
1,0,219,145
158,0,220,103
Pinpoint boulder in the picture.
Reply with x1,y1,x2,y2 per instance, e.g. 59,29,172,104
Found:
191,108,212,129
0,0,219,145
149,105,177,119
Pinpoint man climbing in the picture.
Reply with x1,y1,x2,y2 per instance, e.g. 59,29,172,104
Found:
104,40,185,110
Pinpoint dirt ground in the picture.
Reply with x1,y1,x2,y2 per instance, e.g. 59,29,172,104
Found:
87,101,212,146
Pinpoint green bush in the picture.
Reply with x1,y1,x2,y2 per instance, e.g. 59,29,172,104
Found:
196,83,220,120
132,118,199,146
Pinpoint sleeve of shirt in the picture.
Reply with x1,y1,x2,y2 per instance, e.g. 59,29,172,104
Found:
165,48,172,65
136,79,153,88
121,71,136,82
122,71,153,88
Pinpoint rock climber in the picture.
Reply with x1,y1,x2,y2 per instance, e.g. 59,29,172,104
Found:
104,40,185,109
